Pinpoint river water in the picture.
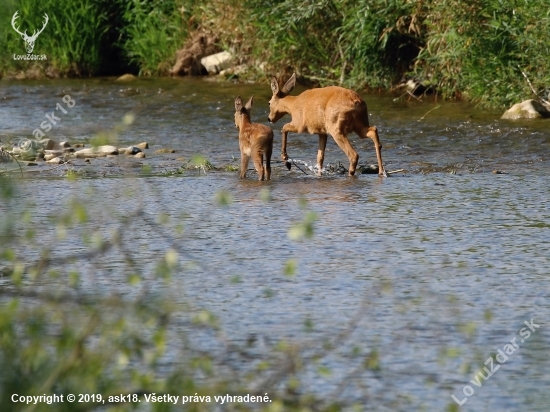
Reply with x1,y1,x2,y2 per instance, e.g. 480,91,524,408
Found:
1,78,549,411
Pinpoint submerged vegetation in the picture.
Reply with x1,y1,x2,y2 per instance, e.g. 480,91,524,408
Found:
1,0,549,104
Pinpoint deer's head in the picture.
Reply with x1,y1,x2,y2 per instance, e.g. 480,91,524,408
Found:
12,11,49,54
234,95,254,130
268,73,296,123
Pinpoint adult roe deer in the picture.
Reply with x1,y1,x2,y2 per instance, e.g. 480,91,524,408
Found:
234,95,274,180
268,73,386,177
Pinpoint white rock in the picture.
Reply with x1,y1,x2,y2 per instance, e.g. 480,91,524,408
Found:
201,51,233,74
118,146,142,155
45,154,59,161
116,73,137,82
47,157,64,164
75,145,119,158
501,99,550,119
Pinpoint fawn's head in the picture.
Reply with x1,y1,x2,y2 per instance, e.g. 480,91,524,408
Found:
268,73,296,123
234,95,254,130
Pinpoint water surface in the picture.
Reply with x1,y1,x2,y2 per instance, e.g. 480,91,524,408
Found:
1,78,549,411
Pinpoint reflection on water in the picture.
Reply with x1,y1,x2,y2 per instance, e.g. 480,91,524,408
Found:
1,78,549,411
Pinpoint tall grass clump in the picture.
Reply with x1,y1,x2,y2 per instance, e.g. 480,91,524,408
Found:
244,0,342,83
115,0,197,76
0,0,548,108
337,0,425,89
414,0,550,107
242,0,550,107
242,0,428,88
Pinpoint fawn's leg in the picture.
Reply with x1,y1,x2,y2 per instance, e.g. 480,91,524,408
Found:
240,152,250,179
252,151,265,181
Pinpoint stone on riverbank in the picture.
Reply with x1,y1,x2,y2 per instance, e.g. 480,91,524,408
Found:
201,51,233,75
116,74,137,82
38,138,56,150
501,99,550,119
119,146,142,155
47,157,65,164
44,151,64,161
170,32,219,76
75,145,119,158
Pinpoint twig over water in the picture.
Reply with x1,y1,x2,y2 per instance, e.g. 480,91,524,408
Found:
291,159,311,175
418,105,441,121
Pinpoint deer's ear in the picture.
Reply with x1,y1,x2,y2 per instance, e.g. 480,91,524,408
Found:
235,96,243,112
281,73,296,95
270,77,279,95
245,95,254,110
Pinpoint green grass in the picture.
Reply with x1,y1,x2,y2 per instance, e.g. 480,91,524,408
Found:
1,0,549,108
116,0,196,76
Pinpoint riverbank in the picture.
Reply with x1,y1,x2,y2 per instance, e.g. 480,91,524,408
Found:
1,0,549,109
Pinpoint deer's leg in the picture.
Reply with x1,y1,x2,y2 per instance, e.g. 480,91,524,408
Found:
281,130,289,162
316,133,328,175
281,123,297,170
331,133,359,176
252,151,265,181
240,152,250,179
366,126,386,177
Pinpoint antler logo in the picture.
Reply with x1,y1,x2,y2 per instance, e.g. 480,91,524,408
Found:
11,11,49,54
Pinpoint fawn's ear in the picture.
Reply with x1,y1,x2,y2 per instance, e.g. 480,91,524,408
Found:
245,95,254,111
235,96,243,112
270,77,279,95
281,73,296,95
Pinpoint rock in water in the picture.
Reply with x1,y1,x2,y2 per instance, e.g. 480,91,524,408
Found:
501,100,550,119
75,145,119,158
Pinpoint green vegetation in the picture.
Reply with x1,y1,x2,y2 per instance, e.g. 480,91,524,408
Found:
1,0,549,107
117,0,194,76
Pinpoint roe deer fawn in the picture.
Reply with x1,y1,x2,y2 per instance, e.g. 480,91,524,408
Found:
234,95,274,180
268,73,386,177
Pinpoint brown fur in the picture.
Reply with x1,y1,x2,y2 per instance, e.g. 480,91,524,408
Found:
234,95,274,180
268,73,386,176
